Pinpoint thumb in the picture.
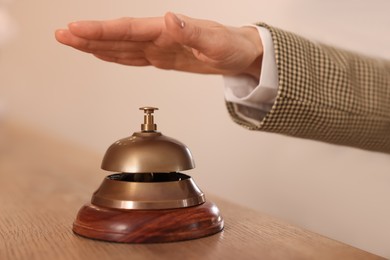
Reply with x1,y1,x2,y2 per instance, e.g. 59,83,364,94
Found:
164,12,223,55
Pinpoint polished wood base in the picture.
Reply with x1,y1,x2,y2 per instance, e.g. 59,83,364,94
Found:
73,201,224,243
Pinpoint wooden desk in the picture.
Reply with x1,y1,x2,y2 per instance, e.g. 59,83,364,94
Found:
0,123,383,260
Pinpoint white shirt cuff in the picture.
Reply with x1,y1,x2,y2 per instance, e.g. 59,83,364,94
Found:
224,25,279,121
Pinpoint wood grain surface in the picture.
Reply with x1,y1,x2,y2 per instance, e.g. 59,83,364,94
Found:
0,122,384,260
73,201,223,243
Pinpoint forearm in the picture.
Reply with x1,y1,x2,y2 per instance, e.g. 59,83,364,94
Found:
227,23,390,153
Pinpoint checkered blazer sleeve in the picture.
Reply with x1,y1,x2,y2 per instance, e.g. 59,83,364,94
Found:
226,24,390,153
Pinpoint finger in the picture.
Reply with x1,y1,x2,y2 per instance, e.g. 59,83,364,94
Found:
93,54,150,66
56,29,148,53
67,17,164,41
55,29,76,46
93,50,145,60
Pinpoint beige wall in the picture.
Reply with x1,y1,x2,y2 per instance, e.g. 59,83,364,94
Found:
1,0,390,257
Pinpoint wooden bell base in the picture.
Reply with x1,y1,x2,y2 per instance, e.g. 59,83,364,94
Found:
73,201,224,243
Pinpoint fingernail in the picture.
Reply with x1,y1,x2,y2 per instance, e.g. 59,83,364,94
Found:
55,29,69,37
68,22,79,29
172,13,185,28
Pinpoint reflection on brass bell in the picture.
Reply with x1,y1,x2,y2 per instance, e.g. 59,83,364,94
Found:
73,107,224,243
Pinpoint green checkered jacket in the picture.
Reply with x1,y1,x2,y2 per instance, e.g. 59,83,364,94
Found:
227,24,390,153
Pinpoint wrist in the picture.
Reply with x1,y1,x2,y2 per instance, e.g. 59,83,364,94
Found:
239,26,263,81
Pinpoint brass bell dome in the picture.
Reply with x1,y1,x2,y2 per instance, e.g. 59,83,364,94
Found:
92,107,204,210
101,107,195,173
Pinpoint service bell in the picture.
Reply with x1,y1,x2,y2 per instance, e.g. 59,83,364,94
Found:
72,107,224,243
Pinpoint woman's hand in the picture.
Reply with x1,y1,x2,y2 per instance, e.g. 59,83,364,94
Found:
55,12,263,80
